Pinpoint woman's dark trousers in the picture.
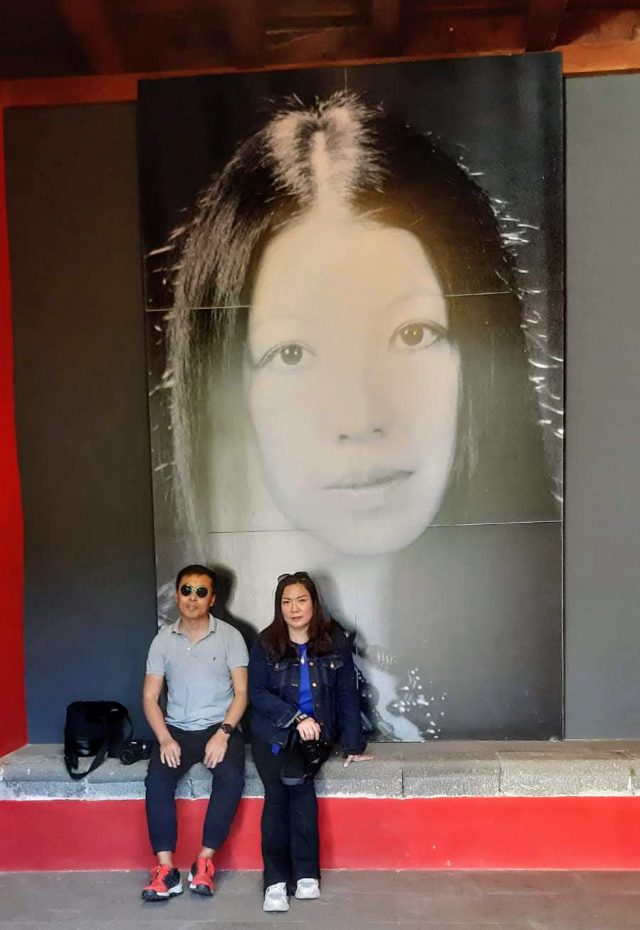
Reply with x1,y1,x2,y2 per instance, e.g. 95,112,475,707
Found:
252,736,319,889
145,724,245,853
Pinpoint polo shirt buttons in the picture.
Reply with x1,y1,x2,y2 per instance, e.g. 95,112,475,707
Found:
312,682,318,688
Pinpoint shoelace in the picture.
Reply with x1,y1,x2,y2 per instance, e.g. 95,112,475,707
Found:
193,859,214,880
149,865,171,887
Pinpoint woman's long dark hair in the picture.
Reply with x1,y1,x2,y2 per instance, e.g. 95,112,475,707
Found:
262,572,336,660
165,92,557,544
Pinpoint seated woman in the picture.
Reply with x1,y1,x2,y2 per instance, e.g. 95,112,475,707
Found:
248,571,371,912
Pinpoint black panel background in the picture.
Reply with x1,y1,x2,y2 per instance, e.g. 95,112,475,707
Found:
137,54,563,740
5,103,156,741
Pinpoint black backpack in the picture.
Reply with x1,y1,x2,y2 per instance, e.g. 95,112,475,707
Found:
64,701,133,781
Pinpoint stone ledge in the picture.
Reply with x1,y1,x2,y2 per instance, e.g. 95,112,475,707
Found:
3,741,640,800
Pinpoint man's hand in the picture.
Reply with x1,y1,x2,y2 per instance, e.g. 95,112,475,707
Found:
159,736,181,768
204,729,229,768
296,716,321,741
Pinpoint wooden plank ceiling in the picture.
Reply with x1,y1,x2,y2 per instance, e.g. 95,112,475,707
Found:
1,0,638,80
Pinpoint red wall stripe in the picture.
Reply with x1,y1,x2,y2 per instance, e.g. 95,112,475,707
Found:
2,797,640,871
0,110,27,757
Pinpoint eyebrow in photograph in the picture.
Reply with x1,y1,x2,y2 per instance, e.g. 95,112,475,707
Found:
385,288,447,314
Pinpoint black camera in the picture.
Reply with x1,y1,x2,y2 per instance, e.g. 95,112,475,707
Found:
119,739,153,765
298,737,331,772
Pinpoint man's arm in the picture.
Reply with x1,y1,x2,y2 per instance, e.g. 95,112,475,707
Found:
224,665,249,729
142,673,181,768
203,666,248,768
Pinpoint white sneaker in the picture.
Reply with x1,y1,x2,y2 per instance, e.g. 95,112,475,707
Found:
263,882,289,912
295,878,320,900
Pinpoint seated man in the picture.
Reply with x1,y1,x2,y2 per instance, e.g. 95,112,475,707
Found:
141,564,248,901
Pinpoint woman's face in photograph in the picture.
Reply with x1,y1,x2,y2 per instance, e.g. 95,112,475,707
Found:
244,208,461,556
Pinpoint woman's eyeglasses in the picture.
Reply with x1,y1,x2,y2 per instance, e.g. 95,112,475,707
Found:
179,584,211,598
277,571,312,583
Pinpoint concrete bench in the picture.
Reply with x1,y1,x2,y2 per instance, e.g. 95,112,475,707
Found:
3,740,640,799
3,741,640,872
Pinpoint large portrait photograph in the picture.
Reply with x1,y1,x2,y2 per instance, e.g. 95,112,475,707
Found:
138,54,564,741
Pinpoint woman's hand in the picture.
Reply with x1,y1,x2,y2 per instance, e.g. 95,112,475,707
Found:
343,753,374,767
296,716,321,741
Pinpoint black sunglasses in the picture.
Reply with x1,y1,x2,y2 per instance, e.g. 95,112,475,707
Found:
179,583,211,598
277,571,312,584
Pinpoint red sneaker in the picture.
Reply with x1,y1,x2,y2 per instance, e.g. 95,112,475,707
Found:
141,865,183,901
188,856,215,896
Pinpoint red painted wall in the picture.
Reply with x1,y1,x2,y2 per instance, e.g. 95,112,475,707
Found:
2,796,640,871
0,109,27,757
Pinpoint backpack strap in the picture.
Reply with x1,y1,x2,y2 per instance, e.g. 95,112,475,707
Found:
64,708,132,780
64,726,111,780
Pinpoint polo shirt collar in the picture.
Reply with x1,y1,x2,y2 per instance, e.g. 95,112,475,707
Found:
171,613,217,636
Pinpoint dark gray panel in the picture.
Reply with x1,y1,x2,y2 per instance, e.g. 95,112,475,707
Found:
564,75,640,737
5,104,157,741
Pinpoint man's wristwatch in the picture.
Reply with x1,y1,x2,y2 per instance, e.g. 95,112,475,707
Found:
220,723,234,736
295,713,309,725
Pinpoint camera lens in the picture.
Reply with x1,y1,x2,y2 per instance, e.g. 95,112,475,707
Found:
120,739,147,765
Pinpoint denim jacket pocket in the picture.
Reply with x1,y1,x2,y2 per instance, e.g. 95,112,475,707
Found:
316,655,344,671
272,658,293,672
269,657,300,703
315,654,344,686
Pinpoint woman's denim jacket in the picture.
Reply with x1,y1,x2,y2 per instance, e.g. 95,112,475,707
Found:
248,630,366,754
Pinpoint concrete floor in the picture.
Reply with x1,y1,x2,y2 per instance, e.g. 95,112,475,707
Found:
2,870,640,929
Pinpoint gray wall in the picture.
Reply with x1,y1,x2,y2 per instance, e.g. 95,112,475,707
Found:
5,72,640,741
564,75,640,737
5,104,157,741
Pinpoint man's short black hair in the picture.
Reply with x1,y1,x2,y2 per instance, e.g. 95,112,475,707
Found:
175,564,216,591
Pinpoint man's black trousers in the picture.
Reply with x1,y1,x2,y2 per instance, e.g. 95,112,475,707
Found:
145,724,245,853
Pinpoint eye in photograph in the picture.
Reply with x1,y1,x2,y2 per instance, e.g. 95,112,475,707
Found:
255,342,316,370
389,321,447,352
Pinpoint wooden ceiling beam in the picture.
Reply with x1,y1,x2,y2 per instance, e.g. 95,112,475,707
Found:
405,11,522,57
372,0,401,37
219,0,265,65
525,0,568,52
561,38,640,75
5,2,640,84
371,0,403,53
56,0,125,74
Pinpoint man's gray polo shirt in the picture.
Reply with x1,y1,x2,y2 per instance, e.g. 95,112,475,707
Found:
146,615,248,731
